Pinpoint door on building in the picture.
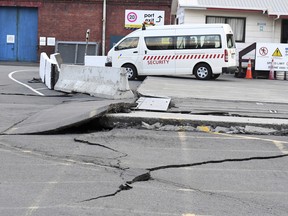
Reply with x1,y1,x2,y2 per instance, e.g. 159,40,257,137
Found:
0,7,38,62
281,20,288,43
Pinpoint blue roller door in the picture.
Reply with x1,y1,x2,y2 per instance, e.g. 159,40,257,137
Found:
0,7,17,61
0,7,38,62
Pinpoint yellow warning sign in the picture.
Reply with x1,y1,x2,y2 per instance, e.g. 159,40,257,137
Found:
272,48,282,57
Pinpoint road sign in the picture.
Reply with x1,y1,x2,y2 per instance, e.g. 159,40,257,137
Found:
125,10,165,29
272,48,282,57
255,43,288,71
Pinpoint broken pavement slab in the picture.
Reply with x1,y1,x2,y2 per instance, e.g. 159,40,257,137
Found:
103,111,288,132
137,76,288,103
3,99,134,135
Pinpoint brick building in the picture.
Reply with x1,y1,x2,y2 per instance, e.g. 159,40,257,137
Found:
0,0,172,62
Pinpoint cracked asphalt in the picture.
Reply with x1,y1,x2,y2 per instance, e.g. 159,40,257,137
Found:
1,64,288,215
1,129,288,215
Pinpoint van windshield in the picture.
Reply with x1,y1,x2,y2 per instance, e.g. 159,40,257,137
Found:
115,37,139,50
227,34,236,48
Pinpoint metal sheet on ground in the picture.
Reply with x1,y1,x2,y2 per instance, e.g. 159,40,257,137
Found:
136,97,171,111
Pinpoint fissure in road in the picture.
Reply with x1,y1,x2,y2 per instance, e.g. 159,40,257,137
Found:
79,137,288,202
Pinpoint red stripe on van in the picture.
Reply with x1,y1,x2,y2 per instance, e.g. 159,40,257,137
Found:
146,53,224,60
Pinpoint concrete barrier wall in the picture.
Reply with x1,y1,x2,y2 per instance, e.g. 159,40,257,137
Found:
39,52,62,90
50,53,63,72
54,64,134,99
39,52,49,83
85,55,106,67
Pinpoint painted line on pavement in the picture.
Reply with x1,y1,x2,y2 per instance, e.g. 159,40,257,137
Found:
217,133,288,154
8,70,45,96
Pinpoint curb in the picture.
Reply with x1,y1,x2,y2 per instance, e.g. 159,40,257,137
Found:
101,111,288,133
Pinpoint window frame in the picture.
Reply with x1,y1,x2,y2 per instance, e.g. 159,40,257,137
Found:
206,16,246,43
144,36,175,50
144,34,222,50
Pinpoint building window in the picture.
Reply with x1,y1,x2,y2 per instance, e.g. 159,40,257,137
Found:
206,16,246,42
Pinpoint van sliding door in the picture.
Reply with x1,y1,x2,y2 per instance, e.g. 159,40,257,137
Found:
142,30,175,75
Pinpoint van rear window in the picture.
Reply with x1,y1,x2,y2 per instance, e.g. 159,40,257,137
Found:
227,34,236,48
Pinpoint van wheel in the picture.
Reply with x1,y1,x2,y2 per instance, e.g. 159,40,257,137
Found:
194,63,212,80
123,64,137,80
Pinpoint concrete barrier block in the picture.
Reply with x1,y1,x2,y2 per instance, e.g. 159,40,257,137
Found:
50,53,62,87
44,59,52,89
39,52,59,90
54,64,135,99
39,52,49,82
85,55,107,67
50,53,63,72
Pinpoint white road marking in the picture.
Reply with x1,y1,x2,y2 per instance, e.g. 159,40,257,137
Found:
8,70,45,96
217,133,288,154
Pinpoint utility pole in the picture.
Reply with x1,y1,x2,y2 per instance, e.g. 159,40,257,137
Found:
102,0,106,56
85,29,90,56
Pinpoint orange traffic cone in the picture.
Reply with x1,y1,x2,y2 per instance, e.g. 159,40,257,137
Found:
245,58,252,79
269,58,275,80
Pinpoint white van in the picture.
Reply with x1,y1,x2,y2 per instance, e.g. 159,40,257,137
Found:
106,24,237,80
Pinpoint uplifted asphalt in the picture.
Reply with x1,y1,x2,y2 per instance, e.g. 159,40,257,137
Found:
106,75,288,133
4,74,288,134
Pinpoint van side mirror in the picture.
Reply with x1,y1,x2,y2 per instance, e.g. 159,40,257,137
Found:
114,46,119,51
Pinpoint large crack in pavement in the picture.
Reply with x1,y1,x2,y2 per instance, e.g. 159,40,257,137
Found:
78,136,288,202
79,172,151,202
74,137,128,170
2,132,288,204
147,153,288,171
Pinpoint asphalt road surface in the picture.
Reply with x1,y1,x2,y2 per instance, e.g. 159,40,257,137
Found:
0,64,288,215
1,129,288,216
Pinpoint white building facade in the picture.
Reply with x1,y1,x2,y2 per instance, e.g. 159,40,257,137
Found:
171,0,288,52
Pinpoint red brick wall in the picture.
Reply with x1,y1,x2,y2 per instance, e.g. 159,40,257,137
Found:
38,1,103,55
0,0,172,59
